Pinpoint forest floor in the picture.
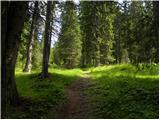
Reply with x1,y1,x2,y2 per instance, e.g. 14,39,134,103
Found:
7,64,159,119
48,71,92,118
61,71,91,118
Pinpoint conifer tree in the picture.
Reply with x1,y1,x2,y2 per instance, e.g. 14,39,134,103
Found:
80,1,116,66
98,2,115,64
58,1,82,69
80,1,100,67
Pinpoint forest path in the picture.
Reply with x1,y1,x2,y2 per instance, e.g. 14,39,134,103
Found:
58,71,91,119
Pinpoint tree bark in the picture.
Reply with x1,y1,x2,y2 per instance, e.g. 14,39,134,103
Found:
23,1,38,72
41,1,53,78
1,2,10,60
1,1,27,117
153,1,159,63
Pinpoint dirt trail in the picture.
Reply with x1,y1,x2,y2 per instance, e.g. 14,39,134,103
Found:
59,71,91,119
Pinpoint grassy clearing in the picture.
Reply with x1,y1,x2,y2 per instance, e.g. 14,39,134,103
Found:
9,68,83,118
87,64,159,119
8,64,159,118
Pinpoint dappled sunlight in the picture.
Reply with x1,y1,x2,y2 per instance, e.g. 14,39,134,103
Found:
13,68,83,118
49,68,83,77
2,0,158,118
135,75,159,79
87,64,159,118
90,65,115,73
13,64,159,119
90,64,158,80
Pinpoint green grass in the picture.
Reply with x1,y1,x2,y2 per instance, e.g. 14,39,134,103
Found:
9,64,159,118
87,64,159,119
9,68,83,118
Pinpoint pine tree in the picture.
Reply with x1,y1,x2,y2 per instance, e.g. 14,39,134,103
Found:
58,1,82,69
98,1,116,65
113,4,122,63
80,1,116,66
80,1,100,67
16,21,30,69
152,1,159,63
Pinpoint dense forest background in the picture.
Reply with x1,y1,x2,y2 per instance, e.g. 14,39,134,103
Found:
16,0,159,70
1,0,159,119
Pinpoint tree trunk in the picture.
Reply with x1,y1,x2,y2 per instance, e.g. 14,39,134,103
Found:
1,1,27,117
81,46,87,68
153,1,159,63
23,1,38,72
41,1,54,78
1,2,9,58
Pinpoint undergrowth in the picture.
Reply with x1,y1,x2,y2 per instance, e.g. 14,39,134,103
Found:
8,64,159,119
87,64,159,119
8,68,82,118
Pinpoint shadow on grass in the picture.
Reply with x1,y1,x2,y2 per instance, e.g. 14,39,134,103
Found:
87,66,159,119
7,72,81,119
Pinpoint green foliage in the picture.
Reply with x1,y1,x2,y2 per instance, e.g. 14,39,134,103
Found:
113,1,158,64
16,21,43,71
87,64,159,118
16,21,30,69
80,1,116,67
12,64,158,119
32,39,43,70
121,49,130,63
13,1,159,118
57,1,82,69
49,48,54,66
98,2,116,65
8,68,83,118
80,1,100,67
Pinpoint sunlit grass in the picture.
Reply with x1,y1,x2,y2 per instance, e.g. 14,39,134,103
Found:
49,68,83,77
13,64,159,118
13,68,83,118
136,75,159,79
87,64,159,119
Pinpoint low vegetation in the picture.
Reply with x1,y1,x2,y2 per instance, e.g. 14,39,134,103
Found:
8,64,159,119
87,64,159,118
8,68,82,118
